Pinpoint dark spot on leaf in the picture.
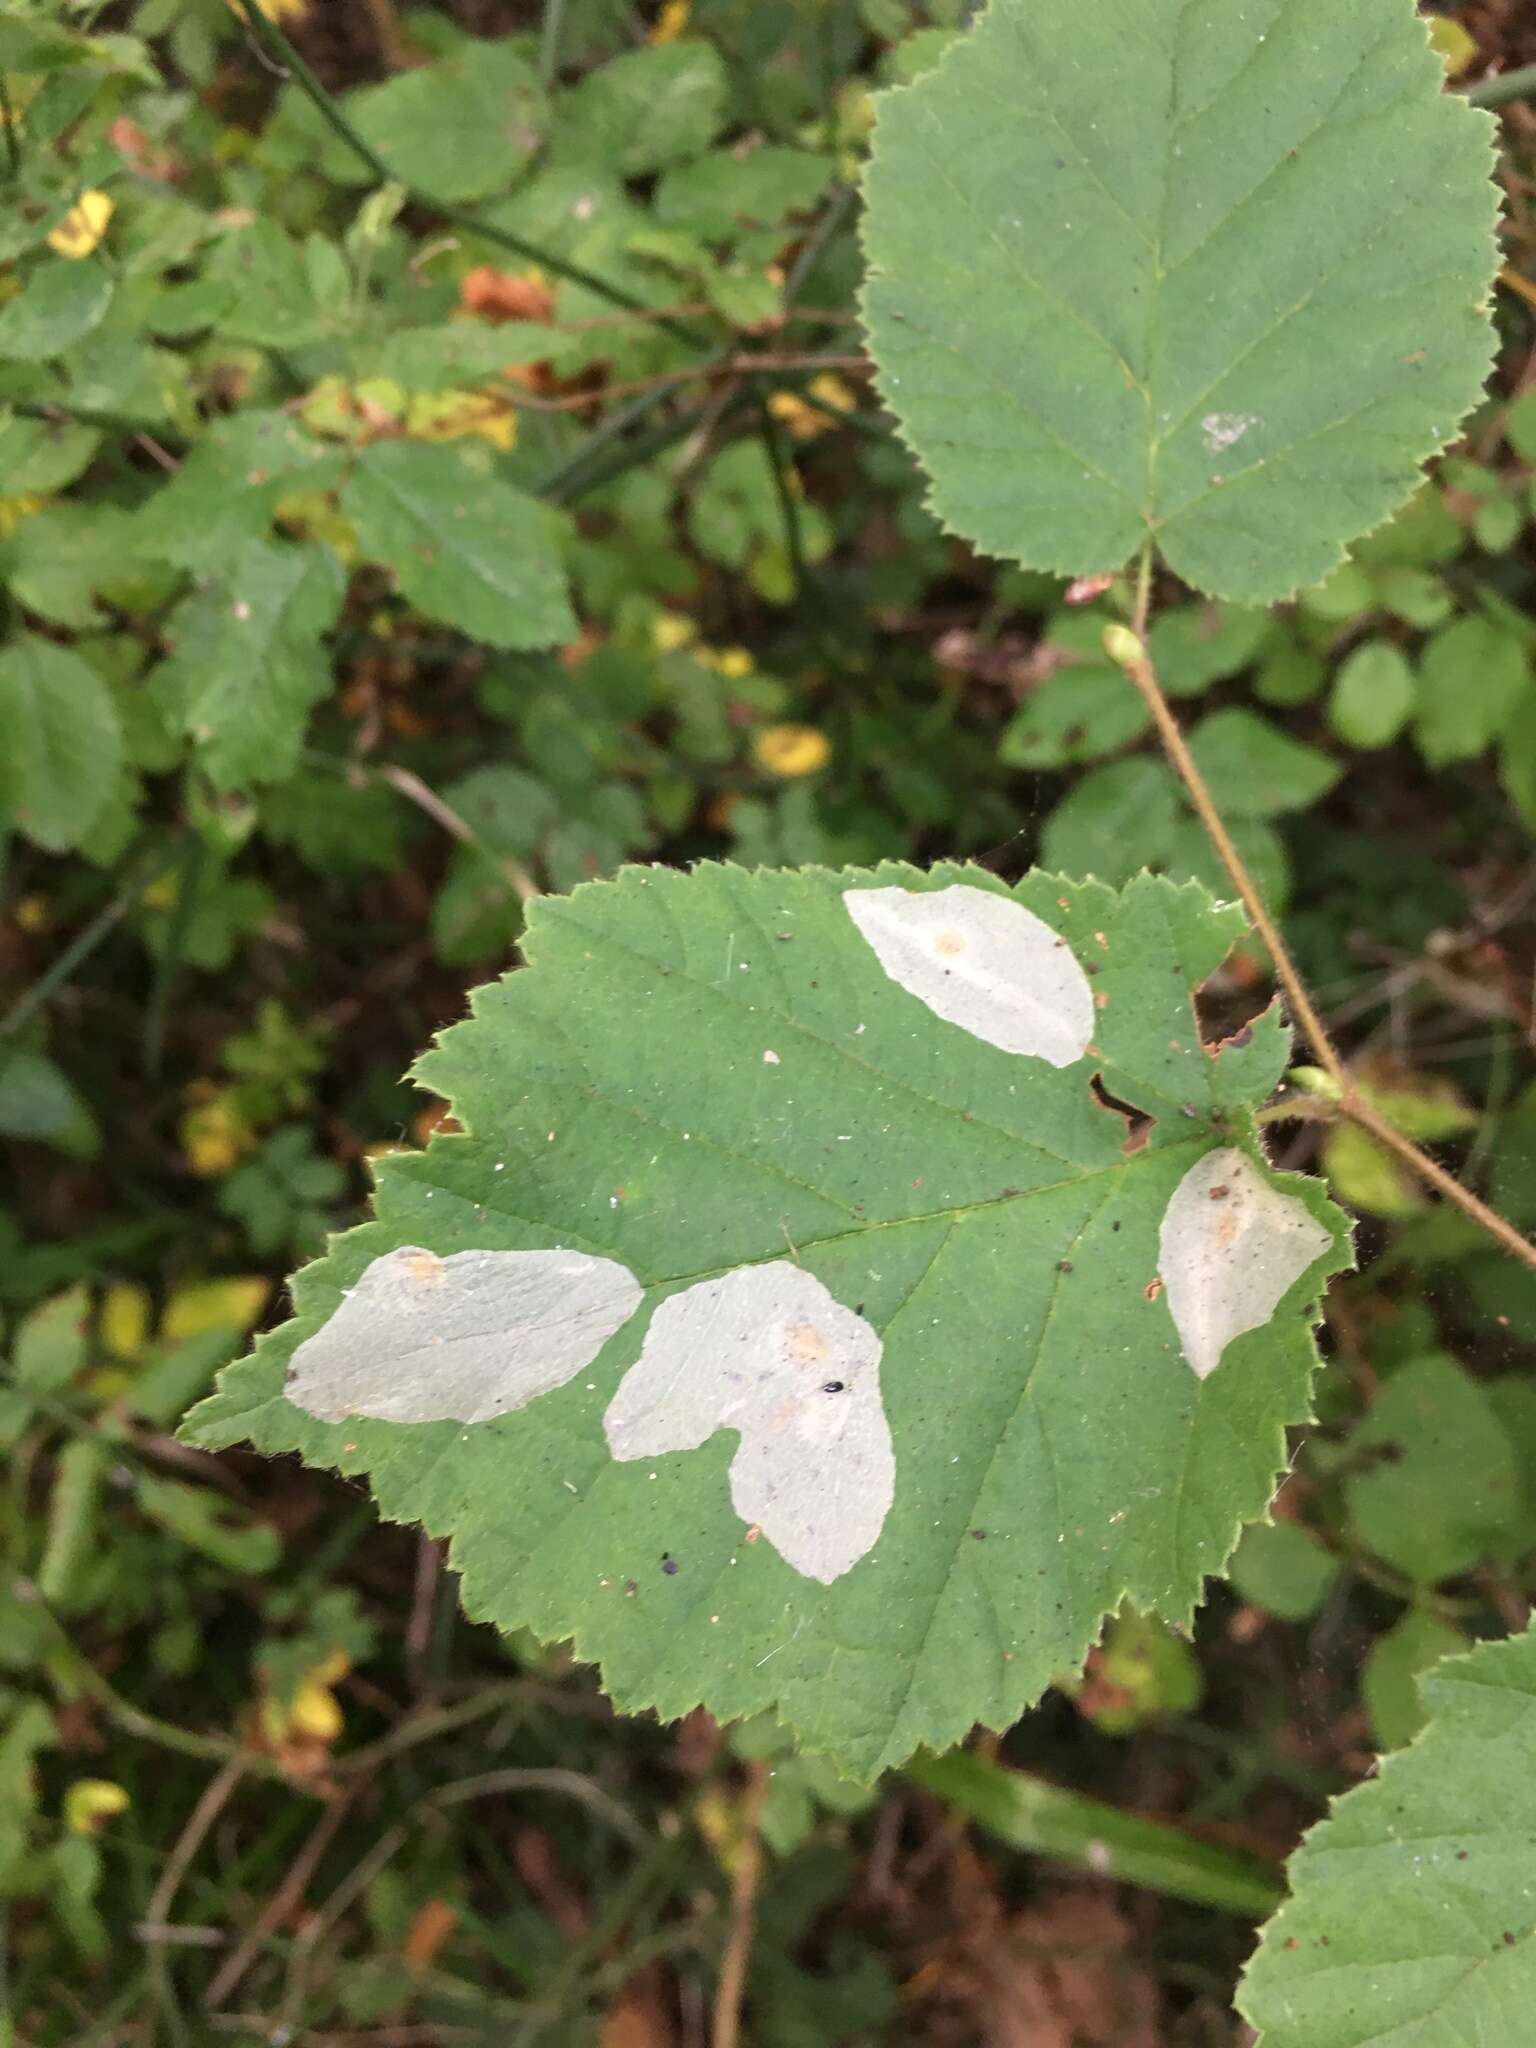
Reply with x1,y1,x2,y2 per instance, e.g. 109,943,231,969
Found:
822,1380,845,1394
1058,1260,1073,1274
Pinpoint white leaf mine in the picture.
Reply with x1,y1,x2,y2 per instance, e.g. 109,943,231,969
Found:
1158,1149,1332,1381
603,1262,893,1584
286,1245,644,1425
844,883,1093,1066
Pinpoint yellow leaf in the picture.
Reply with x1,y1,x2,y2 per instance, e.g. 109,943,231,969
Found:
48,191,114,261
695,643,754,676
64,1780,130,1836
288,1675,344,1741
179,1093,258,1178
276,488,359,567
1427,15,1479,78
405,387,518,451
753,724,832,778
651,611,698,654
770,373,860,443
0,493,46,540
100,1282,152,1360
13,895,49,934
240,0,309,21
650,0,691,44
162,1275,270,1343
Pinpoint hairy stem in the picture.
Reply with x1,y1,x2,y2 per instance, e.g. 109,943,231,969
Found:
712,1761,770,2048
1114,551,1536,1274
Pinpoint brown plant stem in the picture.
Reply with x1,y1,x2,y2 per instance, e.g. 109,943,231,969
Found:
1114,549,1536,1274
712,1761,770,2048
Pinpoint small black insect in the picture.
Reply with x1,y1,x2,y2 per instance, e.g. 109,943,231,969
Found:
822,1380,846,1394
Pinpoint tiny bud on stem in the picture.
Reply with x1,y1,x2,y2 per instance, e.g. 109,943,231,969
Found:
1102,623,1146,668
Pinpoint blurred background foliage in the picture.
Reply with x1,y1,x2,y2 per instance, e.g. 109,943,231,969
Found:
0,0,1534,2041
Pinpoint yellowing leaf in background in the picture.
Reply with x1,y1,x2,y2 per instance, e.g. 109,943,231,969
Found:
753,724,831,778
100,1282,152,1360
179,1090,258,1178
64,1780,130,1836
162,1275,270,1343
1427,15,1479,79
48,192,114,260
649,0,691,45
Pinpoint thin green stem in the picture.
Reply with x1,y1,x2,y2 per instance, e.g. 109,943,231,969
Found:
1467,63,1536,109
0,852,169,1042
754,390,807,596
540,381,744,503
783,181,856,307
10,397,188,451
143,837,206,1078
539,0,568,85
535,362,728,500
0,71,20,180
228,1,705,344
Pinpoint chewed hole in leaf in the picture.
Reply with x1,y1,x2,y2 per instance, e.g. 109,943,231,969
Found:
1089,1072,1157,1155
603,1262,893,1585
285,1245,643,1424
1157,1149,1335,1381
843,882,1093,1065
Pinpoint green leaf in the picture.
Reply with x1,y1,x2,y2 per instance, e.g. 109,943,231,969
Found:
912,1749,1282,1916
1147,603,1272,699
656,147,833,238
0,259,113,360
1041,759,1183,883
860,0,1499,601
345,39,546,203
0,408,100,494
1414,615,1530,766
198,223,349,350
1344,1353,1520,1584
1,503,148,631
1185,710,1342,818
341,440,576,652
1328,641,1414,750
133,410,345,573
0,1047,99,1159
1228,1519,1339,1623
1240,1622,1536,2045
999,665,1150,769
0,636,125,853
153,541,346,792
553,42,728,177
1362,1609,1470,1751
185,861,1348,1776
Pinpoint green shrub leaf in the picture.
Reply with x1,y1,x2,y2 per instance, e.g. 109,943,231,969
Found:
0,636,125,853
1240,1622,1536,2044
153,541,346,792
345,39,547,202
861,0,1499,601
341,441,576,651
186,861,1347,1775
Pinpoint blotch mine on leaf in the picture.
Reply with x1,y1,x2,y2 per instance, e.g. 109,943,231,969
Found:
285,1245,644,1424
843,883,1093,1066
602,1263,893,1585
1158,1149,1332,1381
